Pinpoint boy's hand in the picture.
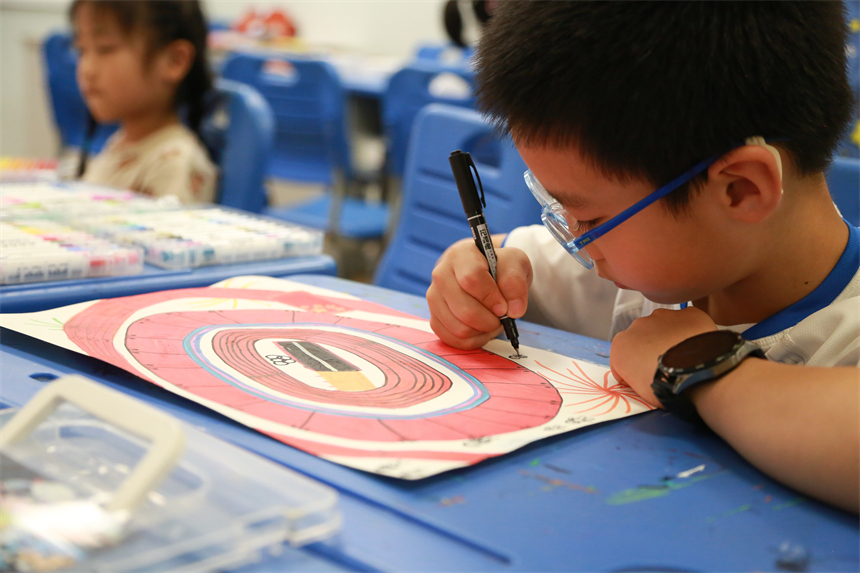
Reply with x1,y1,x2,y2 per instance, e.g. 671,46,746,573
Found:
610,307,718,407
427,238,532,349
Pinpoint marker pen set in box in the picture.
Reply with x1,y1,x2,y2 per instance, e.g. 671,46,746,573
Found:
75,207,324,269
0,220,143,285
0,182,180,221
0,182,324,281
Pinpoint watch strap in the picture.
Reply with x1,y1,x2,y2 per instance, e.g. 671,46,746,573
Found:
653,341,765,425
653,369,707,425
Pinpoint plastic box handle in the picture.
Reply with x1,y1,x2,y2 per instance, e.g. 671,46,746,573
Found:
0,375,185,512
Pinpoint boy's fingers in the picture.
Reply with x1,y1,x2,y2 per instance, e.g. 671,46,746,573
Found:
427,240,526,346
427,283,479,339
430,314,502,350
428,278,506,336
495,249,532,318
453,260,509,319
428,293,503,349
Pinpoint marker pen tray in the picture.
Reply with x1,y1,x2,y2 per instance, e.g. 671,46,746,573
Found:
72,207,324,269
0,376,341,572
0,220,143,285
0,181,180,221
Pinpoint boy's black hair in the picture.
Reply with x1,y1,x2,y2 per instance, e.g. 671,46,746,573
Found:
475,1,854,211
71,0,212,135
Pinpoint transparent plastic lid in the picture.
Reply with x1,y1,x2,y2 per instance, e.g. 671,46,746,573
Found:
0,376,341,573
0,181,180,221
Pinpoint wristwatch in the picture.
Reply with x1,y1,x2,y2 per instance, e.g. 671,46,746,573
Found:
652,330,765,425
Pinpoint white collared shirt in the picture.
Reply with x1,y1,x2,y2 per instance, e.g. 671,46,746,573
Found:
505,224,860,367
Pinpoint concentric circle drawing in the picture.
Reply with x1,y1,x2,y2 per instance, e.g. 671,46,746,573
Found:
2,278,652,479
57,286,575,476
187,324,492,418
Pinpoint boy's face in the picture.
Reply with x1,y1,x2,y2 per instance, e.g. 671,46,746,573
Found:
73,3,174,124
516,142,744,305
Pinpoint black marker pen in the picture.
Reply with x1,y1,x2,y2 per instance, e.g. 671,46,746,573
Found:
449,149,523,359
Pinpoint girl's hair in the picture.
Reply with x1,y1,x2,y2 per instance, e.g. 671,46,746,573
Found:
443,1,492,48
70,0,212,134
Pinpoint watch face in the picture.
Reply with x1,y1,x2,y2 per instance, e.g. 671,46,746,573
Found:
661,330,741,370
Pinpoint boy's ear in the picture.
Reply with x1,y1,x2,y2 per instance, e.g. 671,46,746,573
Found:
705,141,784,224
160,39,195,84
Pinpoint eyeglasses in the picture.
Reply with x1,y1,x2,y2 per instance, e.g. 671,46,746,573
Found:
524,153,724,270
524,137,785,270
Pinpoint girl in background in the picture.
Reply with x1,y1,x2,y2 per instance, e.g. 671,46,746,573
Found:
72,0,217,204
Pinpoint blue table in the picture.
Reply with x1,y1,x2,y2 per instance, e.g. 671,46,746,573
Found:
0,275,856,572
0,256,336,313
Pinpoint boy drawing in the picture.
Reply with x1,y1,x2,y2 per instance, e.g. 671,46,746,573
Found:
427,2,859,512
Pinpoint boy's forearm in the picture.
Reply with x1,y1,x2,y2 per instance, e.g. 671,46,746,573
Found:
690,360,860,513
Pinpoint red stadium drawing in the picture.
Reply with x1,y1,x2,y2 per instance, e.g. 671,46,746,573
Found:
0,279,652,479
59,286,568,475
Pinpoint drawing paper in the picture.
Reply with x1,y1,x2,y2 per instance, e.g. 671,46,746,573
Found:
0,276,653,479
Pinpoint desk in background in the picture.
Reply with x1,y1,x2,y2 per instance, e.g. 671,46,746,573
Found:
0,275,856,572
325,52,403,98
209,33,403,99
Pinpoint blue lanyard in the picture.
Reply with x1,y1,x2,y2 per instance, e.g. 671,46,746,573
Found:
742,221,859,340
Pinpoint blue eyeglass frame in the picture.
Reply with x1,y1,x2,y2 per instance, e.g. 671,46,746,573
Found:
525,152,729,270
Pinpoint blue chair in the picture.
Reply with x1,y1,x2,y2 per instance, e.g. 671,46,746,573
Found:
221,52,388,240
382,61,476,180
826,156,860,227
200,79,275,213
374,104,542,297
42,32,118,153
220,53,351,184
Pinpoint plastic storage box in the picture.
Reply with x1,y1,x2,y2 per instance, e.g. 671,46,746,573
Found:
0,376,341,572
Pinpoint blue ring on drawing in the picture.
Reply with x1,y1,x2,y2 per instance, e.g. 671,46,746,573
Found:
182,322,490,419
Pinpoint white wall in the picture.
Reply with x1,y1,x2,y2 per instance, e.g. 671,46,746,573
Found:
0,0,447,158
0,1,69,158
206,2,445,58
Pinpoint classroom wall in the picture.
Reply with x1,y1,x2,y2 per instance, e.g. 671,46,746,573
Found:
205,2,445,58
0,0,447,158
0,1,68,158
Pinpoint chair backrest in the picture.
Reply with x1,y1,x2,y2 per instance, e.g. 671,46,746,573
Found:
836,0,859,158
382,61,476,178
374,104,542,296
200,79,275,213
825,156,860,227
42,32,118,152
849,0,859,95
220,52,351,184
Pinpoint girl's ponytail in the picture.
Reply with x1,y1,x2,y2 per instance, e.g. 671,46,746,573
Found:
174,1,211,137
183,60,211,136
